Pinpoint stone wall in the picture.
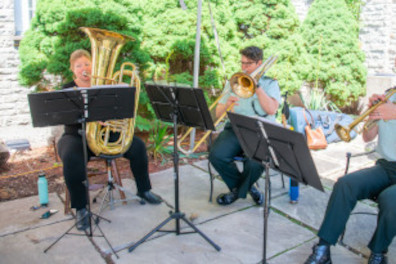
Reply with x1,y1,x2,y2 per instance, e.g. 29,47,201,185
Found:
0,0,31,127
359,0,396,75
291,0,396,76
290,0,314,22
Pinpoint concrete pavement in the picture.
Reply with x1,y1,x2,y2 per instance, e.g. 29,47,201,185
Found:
0,135,395,264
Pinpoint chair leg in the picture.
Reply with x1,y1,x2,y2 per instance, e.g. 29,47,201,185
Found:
208,160,214,203
110,159,127,204
64,185,71,215
339,229,346,245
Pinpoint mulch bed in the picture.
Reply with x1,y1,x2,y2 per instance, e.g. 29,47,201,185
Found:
0,143,208,202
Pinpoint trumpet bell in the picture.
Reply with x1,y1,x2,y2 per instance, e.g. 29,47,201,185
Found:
333,87,396,143
229,72,256,98
334,123,351,142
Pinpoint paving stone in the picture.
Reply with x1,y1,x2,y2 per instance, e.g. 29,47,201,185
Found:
270,239,365,264
112,206,315,264
0,193,72,236
0,217,103,264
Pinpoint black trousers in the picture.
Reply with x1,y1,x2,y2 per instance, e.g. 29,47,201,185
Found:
318,159,396,253
58,134,152,210
208,123,264,198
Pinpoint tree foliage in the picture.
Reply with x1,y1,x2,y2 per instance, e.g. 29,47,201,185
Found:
229,0,305,94
300,0,366,107
18,0,154,129
19,0,149,88
19,0,367,124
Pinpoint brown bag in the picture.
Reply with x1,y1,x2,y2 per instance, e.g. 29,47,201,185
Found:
303,109,328,150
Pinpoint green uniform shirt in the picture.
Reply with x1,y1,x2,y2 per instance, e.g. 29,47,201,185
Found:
376,92,396,161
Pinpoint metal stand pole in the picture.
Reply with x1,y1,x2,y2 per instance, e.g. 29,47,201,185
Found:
128,110,221,253
44,89,118,258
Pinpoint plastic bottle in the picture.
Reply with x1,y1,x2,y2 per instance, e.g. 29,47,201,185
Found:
289,178,299,204
38,172,49,206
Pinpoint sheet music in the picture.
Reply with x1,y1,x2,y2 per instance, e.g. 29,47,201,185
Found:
61,84,130,92
254,115,283,127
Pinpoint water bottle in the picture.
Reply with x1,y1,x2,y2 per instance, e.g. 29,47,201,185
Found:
289,178,299,204
38,172,49,206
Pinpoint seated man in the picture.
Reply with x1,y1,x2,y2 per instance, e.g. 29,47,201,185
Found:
208,46,281,206
304,89,396,264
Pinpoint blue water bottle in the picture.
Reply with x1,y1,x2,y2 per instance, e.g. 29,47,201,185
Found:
289,178,299,204
38,172,49,206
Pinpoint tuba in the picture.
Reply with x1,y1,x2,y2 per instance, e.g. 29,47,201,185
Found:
177,55,277,155
81,27,141,156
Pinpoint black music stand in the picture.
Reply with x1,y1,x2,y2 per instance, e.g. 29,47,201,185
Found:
228,112,324,264
28,84,136,258
128,83,221,253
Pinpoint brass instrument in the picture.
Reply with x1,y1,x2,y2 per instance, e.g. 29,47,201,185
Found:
81,27,141,156
335,87,396,142
177,55,278,155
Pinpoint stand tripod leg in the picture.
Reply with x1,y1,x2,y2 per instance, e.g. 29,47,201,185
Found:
44,221,77,253
128,108,221,254
97,160,145,215
180,215,221,251
128,212,221,253
44,212,113,255
98,186,111,214
89,215,119,259
128,215,174,252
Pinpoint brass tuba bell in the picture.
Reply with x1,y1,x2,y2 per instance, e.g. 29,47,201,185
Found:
81,27,141,156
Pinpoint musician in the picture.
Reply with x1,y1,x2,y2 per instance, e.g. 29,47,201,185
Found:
58,49,162,231
304,90,396,264
208,46,281,206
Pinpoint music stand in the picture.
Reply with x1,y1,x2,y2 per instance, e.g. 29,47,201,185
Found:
228,112,324,264
128,83,221,253
28,84,136,257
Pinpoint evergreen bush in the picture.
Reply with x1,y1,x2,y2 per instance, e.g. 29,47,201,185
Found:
300,0,367,107
18,0,367,126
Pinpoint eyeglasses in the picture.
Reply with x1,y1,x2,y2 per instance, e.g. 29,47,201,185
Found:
240,61,256,66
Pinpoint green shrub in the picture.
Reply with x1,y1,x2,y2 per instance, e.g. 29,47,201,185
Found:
300,0,367,107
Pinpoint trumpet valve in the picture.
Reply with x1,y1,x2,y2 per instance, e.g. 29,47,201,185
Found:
335,123,351,142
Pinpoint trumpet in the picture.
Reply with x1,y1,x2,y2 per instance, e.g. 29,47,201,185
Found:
335,87,396,142
177,55,278,155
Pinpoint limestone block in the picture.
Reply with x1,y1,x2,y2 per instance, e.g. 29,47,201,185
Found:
365,75,395,103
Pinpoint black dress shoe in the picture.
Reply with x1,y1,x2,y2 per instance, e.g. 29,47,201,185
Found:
249,186,264,205
304,244,332,264
216,189,238,205
76,208,89,231
368,252,388,264
138,191,162,204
